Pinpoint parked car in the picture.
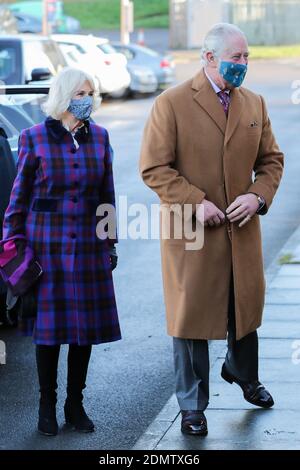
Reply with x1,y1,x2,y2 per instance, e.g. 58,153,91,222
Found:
56,42,100,92
13,12,42,34
88,36,158,96
126,64,157,95
0,34,67,85
111,42,176,90
0,84,49,326
0,125,16,326
8,1,81,33
52,34,130,97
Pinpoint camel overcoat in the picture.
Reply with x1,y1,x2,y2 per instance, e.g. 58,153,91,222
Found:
139,69,284,340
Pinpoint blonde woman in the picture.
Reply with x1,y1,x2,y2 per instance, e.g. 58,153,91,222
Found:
2,67,120,436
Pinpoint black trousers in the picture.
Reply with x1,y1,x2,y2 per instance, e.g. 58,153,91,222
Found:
173,274,259,411
36,344,92,405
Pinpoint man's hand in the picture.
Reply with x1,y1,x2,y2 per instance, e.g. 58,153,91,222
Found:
196,199,226,227
226,193,259,224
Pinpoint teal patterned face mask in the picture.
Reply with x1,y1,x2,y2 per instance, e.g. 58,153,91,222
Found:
219,61,247,87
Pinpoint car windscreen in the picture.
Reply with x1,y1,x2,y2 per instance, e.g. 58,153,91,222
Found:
0,41,22,85
0,91,48,159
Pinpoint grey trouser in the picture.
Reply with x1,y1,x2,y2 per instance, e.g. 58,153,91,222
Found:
173,274,259,411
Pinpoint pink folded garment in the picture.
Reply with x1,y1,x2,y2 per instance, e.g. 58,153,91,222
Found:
0,240,18,267
0,235,43,296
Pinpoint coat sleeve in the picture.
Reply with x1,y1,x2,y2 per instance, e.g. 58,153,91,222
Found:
2,129,37,239
99,129,117,246
139,93,206,213
247,95,284,215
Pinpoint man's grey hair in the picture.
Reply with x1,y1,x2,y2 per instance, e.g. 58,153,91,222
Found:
201,23,247,64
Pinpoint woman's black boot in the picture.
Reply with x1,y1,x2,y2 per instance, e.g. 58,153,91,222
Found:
64,344,94,432
36,345,60,436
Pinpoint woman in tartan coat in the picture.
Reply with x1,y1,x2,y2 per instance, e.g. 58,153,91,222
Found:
2,67,121,436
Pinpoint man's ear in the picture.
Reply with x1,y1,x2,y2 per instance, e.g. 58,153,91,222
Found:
206,52,216,64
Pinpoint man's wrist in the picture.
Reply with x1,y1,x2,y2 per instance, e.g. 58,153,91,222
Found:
248,192,265,213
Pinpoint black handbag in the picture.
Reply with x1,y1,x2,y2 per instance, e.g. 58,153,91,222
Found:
6,284,38,326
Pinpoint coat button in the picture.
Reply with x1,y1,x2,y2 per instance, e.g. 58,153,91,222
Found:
70,147,76,154
71,196,78,203
70,233,76,239
73,181,79,187
73,163,79,169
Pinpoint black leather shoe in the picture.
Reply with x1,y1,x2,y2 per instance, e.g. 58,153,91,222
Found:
38,404,58,436
221,363,274,409
181,410,208,436
64,400,95,433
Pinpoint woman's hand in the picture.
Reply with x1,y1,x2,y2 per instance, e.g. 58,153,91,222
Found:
109,246,118,270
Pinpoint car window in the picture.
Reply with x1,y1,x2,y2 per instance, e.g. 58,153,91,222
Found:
0,103,35,132
0,91,48,159
115,46,134,60
133,45,159,57
0,111,18,138
97,43,117,54
0,43,22,84
58,41,86,55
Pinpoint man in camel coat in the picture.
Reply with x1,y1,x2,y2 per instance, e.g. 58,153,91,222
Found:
139,23,284,436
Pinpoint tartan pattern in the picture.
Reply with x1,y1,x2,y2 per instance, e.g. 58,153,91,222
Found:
2,118,121,345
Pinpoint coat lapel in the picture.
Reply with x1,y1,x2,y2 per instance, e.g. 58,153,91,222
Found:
191,69,246,144
191,69,227,135
224,87,245,146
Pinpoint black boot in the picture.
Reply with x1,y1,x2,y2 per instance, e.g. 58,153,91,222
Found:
36,345,60,436
64,344,94,433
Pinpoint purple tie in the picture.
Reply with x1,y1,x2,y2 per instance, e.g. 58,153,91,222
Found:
218,90,230,116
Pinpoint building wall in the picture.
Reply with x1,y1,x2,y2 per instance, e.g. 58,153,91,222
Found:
169,0,300,48
229,0,300,45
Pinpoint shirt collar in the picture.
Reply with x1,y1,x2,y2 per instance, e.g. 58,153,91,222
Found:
204,68,230,95
62,121,85,134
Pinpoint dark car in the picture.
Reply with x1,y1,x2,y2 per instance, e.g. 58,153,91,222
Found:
0,84,49,326
0,34,67,86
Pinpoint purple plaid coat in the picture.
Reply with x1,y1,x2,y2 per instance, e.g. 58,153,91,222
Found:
2,117,121,345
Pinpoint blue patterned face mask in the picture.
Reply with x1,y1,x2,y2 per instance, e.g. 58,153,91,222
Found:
219,61,247,87
67,95,93,120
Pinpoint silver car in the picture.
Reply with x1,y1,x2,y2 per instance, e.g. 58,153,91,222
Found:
111,42,175,90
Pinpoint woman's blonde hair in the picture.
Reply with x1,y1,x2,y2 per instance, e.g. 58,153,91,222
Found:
42,67,101,119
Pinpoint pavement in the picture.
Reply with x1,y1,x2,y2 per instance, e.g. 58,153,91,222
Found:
133,224,300,450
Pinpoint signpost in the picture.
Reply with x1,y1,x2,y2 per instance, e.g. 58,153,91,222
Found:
120,0,134,44
42,0,58,35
